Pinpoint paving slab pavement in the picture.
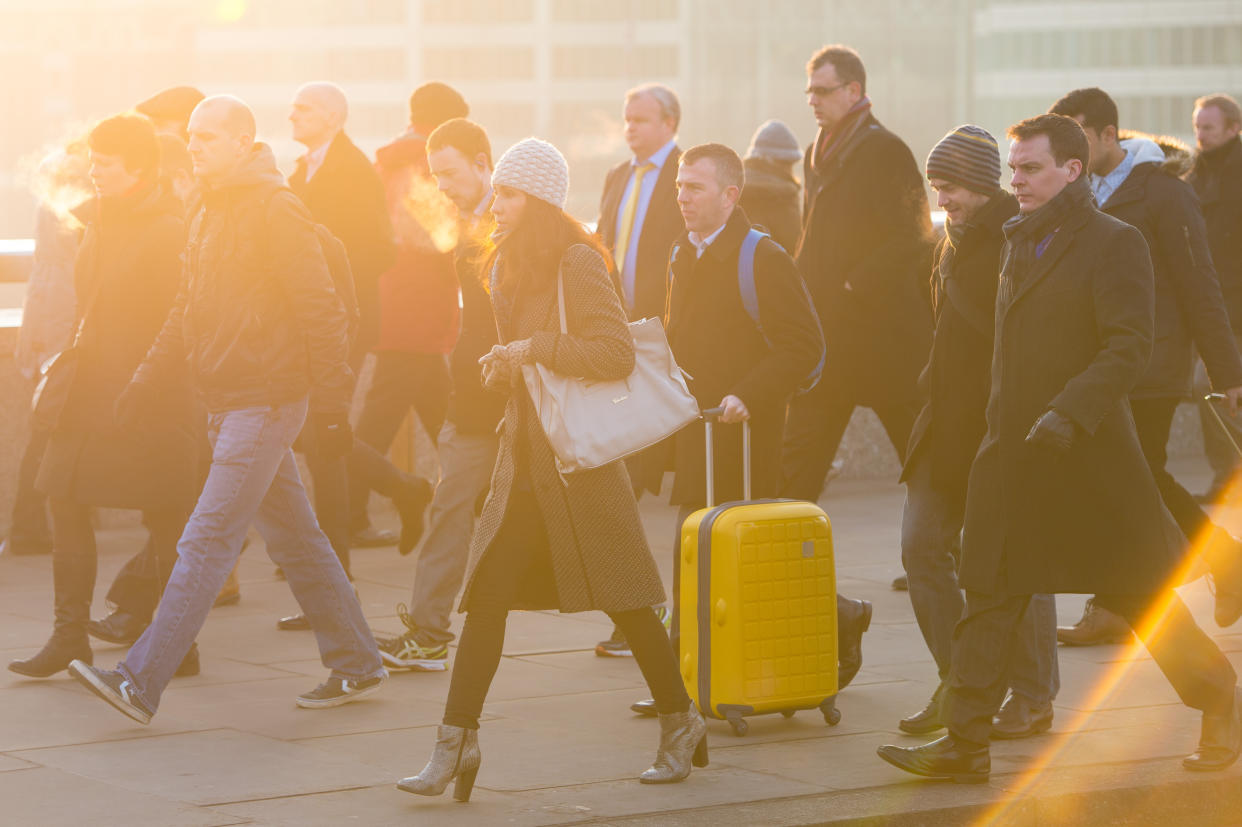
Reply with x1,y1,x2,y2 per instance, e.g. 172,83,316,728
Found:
3,459,1242,825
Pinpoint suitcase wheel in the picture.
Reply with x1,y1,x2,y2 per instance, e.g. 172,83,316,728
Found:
781,710,796,719
820,698,841,726
727,716,749,737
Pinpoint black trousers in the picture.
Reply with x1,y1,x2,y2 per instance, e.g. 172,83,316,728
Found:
349,351,451,531
105,510,192,620
294,411,352,574
1130,396,1215,549
944,589,1236,745
781,379,920,501
8,426,52,551
444,486,689,730
49,498,187,639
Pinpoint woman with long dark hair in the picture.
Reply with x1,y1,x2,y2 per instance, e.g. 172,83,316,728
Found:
398,138,706,801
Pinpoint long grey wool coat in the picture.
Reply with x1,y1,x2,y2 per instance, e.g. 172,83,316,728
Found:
458,243,667,614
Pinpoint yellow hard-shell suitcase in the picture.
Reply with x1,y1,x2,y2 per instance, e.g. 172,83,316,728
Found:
679,409,840,736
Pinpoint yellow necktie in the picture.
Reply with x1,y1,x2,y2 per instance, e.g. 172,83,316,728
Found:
615,162,655,305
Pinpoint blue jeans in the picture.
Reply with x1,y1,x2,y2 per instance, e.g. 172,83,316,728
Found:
119,400,384,713
902,453,1059,704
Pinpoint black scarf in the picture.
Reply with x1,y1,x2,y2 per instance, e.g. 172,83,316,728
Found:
937,190,1006,332
998,176,1093,306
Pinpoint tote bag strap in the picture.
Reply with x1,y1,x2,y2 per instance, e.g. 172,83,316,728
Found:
556,264,568,335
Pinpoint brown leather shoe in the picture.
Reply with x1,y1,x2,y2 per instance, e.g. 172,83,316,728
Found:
1056,599,1131,646
991,693,1053,739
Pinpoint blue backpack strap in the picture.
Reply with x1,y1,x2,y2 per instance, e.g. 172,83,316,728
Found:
738,227,824,394
738,228,767,333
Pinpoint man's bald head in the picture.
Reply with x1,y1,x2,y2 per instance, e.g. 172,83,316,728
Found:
192,95,256,140
187,95,257,185
290,82,347,150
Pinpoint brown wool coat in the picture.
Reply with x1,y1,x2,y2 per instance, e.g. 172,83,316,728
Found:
458,243,667,614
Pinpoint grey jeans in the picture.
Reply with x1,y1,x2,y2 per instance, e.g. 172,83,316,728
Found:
406,421,499,646
119,400,385,713
901,453,1059,704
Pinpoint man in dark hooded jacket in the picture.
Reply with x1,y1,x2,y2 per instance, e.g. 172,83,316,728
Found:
1050,88,1242,642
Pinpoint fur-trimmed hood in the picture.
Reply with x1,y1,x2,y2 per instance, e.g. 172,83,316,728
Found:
1119,128,1193,176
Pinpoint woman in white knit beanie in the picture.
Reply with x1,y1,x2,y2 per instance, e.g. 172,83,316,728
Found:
399,138,707,802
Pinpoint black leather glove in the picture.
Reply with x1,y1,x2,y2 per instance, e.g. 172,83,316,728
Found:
314,413,353,459
113,381,158,429
1025,409,1078,455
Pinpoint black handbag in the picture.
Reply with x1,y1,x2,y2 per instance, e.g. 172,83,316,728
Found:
30,345,79,431
29,261,105,431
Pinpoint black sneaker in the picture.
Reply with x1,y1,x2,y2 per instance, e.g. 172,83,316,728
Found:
595,626,632,657
68,660,153,724
296,673,386,709
379,631,448,671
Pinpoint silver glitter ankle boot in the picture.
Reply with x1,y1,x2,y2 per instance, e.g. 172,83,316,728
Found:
639,709,708,783
397,724,482,801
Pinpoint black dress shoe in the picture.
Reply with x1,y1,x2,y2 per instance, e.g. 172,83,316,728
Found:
991,693,1053,740
277,613,312,631
838,596,872,689
9,636,92,678
175,643,200,678
1184,687,1242,771
899,684,945,735
891,574,908,591
88,610,148,645
877,735,990,783
631,698,658,717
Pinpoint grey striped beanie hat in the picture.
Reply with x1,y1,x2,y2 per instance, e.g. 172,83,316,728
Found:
925,125,1001,195
492,137,569,209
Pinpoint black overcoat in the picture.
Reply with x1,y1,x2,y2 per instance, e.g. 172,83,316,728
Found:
290,131,395,347
665,209,824,507
960,199,1182,595
739,158,802,254
797,113,933,406
1102,160,1242,399
37,185,199,510
1186,137,1242,331
903,191,1018,499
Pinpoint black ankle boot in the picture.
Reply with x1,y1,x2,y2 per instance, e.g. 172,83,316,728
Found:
9,635,93,678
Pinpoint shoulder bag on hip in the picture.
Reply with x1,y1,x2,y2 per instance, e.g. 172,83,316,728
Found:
521,268,700,475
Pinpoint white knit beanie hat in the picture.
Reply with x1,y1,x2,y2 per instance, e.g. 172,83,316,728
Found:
491,137,569,209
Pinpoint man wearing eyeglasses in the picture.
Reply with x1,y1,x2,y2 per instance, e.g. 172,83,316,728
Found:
783,45,934,548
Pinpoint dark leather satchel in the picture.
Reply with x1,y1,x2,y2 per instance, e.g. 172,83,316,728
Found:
30,346,79,431
29,258,104,432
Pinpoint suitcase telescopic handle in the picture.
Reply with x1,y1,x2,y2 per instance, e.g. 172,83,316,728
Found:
1204,393,1242,457
701,407,751,508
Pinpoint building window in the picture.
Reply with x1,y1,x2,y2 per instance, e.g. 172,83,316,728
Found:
551,0,678,22
422,47,535,80
422,0,534,24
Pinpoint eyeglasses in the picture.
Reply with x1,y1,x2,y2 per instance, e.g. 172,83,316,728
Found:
805,82,848,98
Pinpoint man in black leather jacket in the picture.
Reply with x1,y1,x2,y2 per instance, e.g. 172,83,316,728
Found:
67,96,386,724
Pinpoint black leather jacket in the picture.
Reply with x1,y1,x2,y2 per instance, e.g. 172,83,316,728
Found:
134,144,353,415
